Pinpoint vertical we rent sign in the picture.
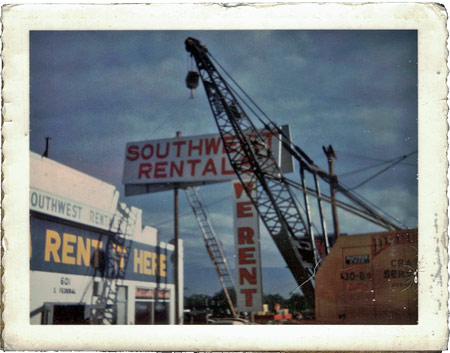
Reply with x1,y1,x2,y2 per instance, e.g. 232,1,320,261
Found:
232,179,263,313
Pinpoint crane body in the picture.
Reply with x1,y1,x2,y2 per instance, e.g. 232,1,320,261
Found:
183,37,414,323
185,37,317,299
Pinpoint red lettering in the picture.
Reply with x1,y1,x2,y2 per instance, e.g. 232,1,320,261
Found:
240,289,257,307
238,227,254,244
268,132,275,148
126,145,139,161
261,131,275,148
154,162,168,178
237,201,253,218
233,182,254,199
222,136,237,153
156,142,170,159
170,161,184,177
204,137,221,155
138,163,152,179
234,182,245,198
239,247,256,264
188,139,203,156
141,144,154,160
187,159,201,176
172,140,186,157
239,268,257,285
221,158,235,175
201,158,217,176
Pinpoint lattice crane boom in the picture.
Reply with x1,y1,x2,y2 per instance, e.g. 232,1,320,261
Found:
185,37,317,299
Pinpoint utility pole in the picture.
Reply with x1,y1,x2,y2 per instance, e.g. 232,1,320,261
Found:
174,131,182,324
313,171,330,255
42,137,51,158
323,145,340,239
174,184,179,324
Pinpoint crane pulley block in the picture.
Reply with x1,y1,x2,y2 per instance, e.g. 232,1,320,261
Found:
185,71,199,89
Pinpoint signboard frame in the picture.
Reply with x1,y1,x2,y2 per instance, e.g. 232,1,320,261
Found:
123,125,293,195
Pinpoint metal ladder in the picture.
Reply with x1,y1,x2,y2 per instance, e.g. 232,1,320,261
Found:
91,204,136,324
184,187,237,318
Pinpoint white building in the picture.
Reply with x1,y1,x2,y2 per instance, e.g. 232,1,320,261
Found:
29,151,183,325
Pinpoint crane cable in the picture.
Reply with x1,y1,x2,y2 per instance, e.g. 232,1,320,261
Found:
208,52,405,229
209,53,314,164
282,176,406,229
336,149,417,166
349,188,408,229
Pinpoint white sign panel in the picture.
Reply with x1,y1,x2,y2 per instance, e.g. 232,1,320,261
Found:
30,187,114,231
232,179,263,312
123,126,293,188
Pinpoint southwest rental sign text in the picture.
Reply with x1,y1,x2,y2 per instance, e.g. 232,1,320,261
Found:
30,187,112,231
123,128,290,185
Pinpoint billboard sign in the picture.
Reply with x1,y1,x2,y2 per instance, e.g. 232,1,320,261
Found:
232,179,263,312
30,187,114,231
30,216,174,284
123,125,293,195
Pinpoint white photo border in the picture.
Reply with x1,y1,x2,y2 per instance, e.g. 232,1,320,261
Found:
2,3,448,350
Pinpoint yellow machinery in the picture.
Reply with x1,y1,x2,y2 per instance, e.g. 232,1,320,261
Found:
315,229,418,324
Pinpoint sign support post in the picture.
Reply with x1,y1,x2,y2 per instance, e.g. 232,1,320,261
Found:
174,131,182,325
174,184,179,324
323,145,340,239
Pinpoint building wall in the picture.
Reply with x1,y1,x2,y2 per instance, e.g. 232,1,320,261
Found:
30,152,119,213
29,152,182,325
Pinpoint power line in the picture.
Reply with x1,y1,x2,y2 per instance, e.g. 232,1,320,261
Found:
339,151,417,177
348,151,417,191
336,149,417,167
339,160,390,177
144,97,191,141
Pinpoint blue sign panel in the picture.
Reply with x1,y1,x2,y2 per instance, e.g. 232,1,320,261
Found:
30,216,174,284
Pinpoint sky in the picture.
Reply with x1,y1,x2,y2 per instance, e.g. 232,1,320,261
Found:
30,30,418,297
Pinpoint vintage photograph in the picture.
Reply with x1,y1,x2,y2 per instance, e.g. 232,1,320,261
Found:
2,3,448,351
28,30,419,326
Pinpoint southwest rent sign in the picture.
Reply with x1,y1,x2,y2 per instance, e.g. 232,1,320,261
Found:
123,126,293,194
123,127,293,310
30,216,174,284
232,179,263,312
30,187,113,232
